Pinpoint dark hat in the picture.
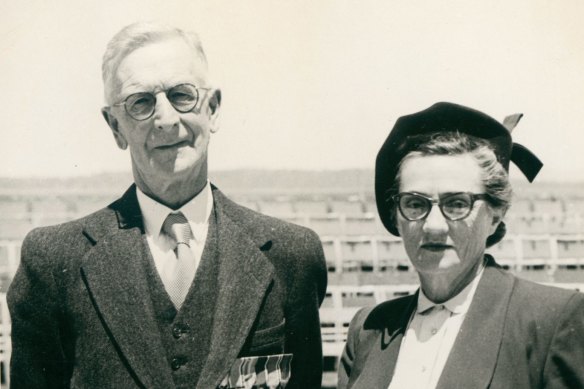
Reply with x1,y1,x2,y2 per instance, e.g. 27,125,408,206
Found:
375,102,543,236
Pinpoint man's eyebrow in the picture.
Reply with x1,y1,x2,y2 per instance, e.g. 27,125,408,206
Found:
117,82,147,97
121,79,203,94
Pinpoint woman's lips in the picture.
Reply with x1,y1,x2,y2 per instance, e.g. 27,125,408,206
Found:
421,243,452,252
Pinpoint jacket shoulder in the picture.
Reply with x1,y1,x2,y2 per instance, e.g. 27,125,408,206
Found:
214,189,321,244
20,205,115,265
225,198,314,232
214,189,328,300
484,257,583,320
510,276,584,317
228,199,326,276
25,203,113,238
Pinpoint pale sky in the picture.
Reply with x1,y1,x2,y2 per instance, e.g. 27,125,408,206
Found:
1,0,583,182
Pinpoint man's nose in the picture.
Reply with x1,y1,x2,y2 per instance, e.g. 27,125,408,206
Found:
153,93,180,131
422,204,449,233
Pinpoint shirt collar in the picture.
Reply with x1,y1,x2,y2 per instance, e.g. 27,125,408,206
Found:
417,259,486,315
136,181,213,242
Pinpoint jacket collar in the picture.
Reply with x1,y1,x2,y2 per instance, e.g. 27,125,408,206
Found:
196,187,275,388
435,256,514,389
80,185,169,387
113,184,144,230
355,256,515,389
349,291,418,388
80,184,276,389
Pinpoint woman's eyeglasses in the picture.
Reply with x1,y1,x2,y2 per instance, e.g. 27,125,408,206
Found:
391,192,490,221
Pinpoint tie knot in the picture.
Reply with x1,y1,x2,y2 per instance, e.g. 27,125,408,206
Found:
162,212,192,247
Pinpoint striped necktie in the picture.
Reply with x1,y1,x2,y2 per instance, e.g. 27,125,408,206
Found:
162,212,197,309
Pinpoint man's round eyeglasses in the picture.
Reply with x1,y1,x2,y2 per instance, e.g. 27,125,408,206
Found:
391,192,491,221
113,83,211,121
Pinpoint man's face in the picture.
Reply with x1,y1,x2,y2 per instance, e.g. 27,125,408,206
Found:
396,154,501,286
103,38,219,195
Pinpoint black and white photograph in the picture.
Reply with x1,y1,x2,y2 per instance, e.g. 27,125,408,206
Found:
1,1,583,388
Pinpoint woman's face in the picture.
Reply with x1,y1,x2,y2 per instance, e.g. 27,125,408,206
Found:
396,154,502,285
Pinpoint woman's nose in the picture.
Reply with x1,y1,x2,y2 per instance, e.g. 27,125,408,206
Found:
422,204,449,233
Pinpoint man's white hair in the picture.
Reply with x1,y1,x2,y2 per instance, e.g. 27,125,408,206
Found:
102,21,208,105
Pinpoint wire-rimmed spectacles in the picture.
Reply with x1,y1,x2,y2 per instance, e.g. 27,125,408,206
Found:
113,83,212,121
391,192,491,221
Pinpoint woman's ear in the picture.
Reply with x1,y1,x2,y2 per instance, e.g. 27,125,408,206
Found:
489,207,505,235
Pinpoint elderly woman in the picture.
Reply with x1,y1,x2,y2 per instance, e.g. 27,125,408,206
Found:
338,102,584,389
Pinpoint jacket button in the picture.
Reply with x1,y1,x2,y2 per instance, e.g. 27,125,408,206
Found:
172,325,183,339
171,357,184,371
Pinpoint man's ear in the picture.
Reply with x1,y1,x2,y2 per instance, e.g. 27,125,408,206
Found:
208,89,221,133
101,107,128,150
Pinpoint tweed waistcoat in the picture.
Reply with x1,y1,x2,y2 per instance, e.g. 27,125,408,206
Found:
142,209,221,389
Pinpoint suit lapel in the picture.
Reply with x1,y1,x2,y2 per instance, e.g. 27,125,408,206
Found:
196,189,276,389
79,186,173,388
352,294,417,388
436,257,515,389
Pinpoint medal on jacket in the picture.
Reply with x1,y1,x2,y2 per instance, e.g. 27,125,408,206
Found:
217,353,293,388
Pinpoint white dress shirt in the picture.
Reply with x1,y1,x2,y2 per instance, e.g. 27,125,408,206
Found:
136,182,213,287
388,262,486,389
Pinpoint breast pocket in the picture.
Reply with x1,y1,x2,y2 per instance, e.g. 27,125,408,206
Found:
247,319,286,354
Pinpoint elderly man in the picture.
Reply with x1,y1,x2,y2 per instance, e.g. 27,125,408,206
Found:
8,22,327,389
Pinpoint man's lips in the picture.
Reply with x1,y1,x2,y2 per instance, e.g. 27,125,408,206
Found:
420,243,453,251
155,140,190,150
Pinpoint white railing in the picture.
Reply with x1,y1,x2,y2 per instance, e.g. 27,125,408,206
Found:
318,234,584,274
3,208,582,238
1,233,584,279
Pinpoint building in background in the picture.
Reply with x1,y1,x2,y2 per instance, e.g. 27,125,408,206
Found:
1,170,584,388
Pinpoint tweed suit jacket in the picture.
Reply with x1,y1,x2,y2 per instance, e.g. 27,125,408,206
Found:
8,184,327,389
338,256,584,389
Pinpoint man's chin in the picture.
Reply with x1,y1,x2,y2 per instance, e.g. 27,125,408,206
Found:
151,155,201,175
171,161,201,176
171,150,204,171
